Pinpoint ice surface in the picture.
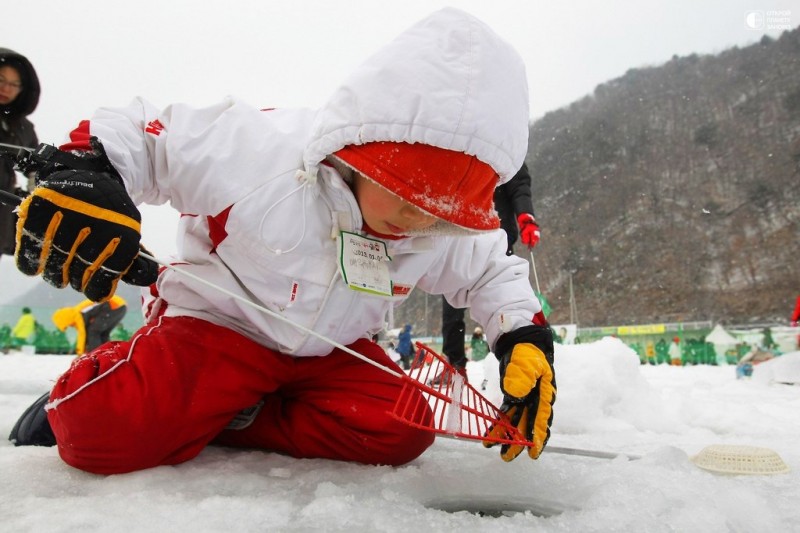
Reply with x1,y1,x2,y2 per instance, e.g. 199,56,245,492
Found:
2,338,799,531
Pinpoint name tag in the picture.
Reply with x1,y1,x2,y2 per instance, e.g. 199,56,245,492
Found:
338,231,393,296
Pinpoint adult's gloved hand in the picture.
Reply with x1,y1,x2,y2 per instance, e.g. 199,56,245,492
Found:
16,137,120,184
15,168,157,301
517,213,540,248
483,325,555,461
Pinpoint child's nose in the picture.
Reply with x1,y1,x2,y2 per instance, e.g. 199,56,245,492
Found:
401,205,436,228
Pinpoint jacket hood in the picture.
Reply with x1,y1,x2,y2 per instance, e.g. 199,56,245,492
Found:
0,48,40,118
304,8,529,186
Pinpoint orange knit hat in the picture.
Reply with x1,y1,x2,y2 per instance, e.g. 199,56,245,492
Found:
333,142,500,231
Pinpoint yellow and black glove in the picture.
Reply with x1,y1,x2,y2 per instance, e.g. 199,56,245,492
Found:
15,168,157,302
483,325,556,461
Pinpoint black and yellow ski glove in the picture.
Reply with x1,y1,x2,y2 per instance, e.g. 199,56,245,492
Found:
483,324,556,461
15,168,156,302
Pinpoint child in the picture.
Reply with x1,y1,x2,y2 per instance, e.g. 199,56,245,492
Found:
12,8,555,473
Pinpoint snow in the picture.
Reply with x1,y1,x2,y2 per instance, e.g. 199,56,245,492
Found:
2,337,800,532
752,353,800,386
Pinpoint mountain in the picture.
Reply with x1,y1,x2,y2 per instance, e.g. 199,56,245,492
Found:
395,28,800,331
524,28,800,327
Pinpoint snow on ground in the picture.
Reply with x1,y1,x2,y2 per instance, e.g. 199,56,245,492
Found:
2,337,800,532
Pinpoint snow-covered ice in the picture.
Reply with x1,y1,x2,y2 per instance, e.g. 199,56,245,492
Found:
2,337,799,532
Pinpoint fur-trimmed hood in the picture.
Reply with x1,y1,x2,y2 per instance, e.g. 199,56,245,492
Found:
0,48,40,119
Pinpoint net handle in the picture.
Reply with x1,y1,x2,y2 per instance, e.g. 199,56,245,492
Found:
388,343,535,447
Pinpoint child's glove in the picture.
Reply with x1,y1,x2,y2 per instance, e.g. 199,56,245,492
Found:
483,325,555,461
15,169,156,302
516,213,540,248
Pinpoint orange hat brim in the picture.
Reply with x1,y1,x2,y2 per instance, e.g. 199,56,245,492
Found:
334,142,500,231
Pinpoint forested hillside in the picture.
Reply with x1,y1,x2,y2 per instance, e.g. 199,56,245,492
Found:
525,28,799,326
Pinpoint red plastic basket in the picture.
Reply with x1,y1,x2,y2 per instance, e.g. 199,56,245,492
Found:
389,342,533,447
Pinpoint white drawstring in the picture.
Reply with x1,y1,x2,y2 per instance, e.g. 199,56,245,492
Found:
137,252,403,379
257,170,317,255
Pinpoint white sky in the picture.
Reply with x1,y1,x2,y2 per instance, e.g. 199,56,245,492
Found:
5,0,796,144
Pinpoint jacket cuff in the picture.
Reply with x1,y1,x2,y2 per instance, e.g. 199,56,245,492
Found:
494,324,554,363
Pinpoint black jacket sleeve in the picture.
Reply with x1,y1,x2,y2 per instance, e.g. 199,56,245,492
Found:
502,163,534,219
493,163,535,252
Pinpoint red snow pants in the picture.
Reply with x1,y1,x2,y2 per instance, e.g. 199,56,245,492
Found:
46,316,434,475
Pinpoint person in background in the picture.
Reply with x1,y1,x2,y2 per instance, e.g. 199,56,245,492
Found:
52,295,128,354
0,48,40,259
645,341,656,365
760,327,777,353
669,337,682,366
9,9,554,472
470,326,490,362
655,338,669,365
556,326,568,345
396,324,414,370
11,307,36,348
438,162,540,382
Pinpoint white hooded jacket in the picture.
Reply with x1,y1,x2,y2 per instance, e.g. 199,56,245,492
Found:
83,8,541,356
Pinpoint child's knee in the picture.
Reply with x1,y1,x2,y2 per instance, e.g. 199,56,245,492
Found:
383,423,436,466
49,388,206,475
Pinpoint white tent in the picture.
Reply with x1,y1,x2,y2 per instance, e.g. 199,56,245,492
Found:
705,324,738,346
705,324,739,364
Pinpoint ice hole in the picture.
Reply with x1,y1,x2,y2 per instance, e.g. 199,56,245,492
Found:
425,496,566,518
